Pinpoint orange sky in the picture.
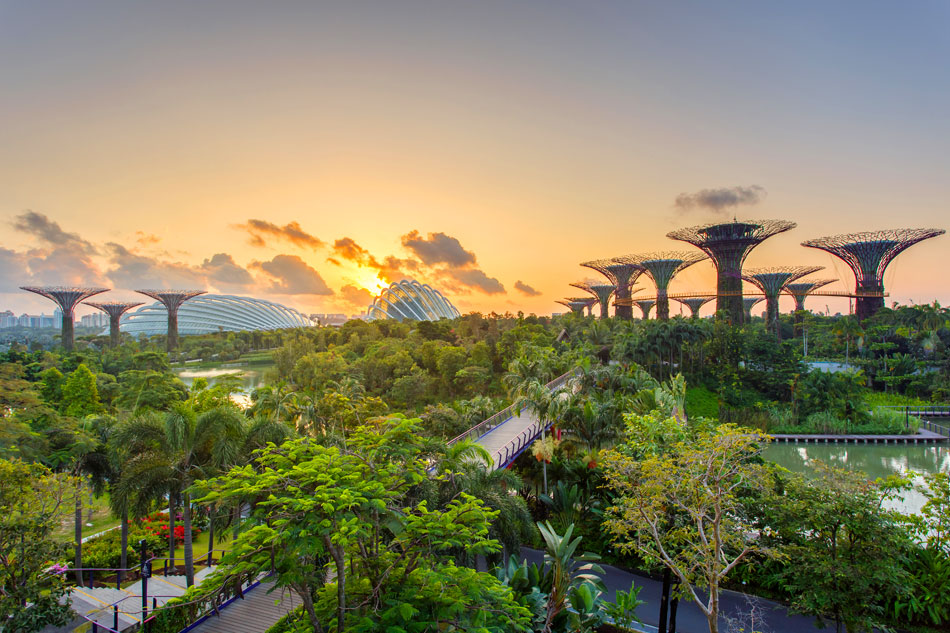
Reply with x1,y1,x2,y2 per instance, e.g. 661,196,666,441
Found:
1,2,947,319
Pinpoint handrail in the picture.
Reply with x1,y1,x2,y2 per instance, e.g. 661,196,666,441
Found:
447,369,575,447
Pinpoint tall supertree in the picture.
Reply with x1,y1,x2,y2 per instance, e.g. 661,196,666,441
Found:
802,229,945,320
624,251,708,321
674,296,715,319
580,259,644,320
135,290,206,351
85,301,144,348
741,266,823,338
633,299,656,320
743,296,765,321
667,219,797,324
570,281,616,320
20,286,108,352
784,279,836,333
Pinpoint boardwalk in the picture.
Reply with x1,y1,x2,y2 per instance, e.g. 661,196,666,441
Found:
190,580,299,633
474,409,549,470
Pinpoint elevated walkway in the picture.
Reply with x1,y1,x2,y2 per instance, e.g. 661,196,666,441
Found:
449,370,573,470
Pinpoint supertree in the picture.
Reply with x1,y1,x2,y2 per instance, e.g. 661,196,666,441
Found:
570,281,616,320
565,296,598,316
802,229,945,320
674,296,715,319
580,259,645,320
623,251,708,320
784,279,836,334
85,301,144,348
135,290,206,351
667,219,797,324
633,299,656,320
741,266,823,338
20,286,109,352
556,299,589,315
743,297,765,321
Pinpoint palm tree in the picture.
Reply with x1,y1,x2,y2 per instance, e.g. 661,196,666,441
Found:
833,317,865,365
113,403,245,586
513,379,561,495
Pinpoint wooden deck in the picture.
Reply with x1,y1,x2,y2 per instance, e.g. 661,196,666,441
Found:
770,429,947,444
189,580,299,633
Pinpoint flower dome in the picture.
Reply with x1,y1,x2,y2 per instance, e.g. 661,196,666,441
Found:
118,294,313,336
366,280,460,322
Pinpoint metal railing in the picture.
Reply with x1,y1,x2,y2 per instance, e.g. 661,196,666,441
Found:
447,369,576,447
491,418,554,470
877,404,950,418
920,418,950,439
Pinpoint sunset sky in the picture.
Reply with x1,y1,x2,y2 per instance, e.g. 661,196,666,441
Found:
2,1,947,320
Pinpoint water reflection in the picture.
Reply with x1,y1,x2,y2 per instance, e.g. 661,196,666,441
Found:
173,363,273,408
764,443,950,516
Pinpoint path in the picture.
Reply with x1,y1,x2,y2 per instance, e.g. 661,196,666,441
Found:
189,580,299,633
520,548,822,633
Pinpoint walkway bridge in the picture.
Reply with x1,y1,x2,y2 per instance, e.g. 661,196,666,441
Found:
448,370,574,470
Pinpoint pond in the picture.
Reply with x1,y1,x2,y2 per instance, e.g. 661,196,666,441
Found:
174,361,275,407
763,442,950,515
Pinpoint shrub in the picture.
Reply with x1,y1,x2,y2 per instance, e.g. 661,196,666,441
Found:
685,386,719,420
81,523,169,570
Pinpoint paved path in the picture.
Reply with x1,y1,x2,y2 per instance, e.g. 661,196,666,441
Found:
190,580,299,633
520,548,821,633
475,409,547,469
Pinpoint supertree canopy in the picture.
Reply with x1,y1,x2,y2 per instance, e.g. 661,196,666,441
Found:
741,265,823,338
564,296,598,316
633,299,656,320
556,299,589,315
580,258,644,321
85,301,144,348
802,228,945,320
20,286,108,351
743,296,765,320
135,289,206,351
570,281,616,320
667,219,796,324
784,278,836,334
623,251,708,321
674,296,715,319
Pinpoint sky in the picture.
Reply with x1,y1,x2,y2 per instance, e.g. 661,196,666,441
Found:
1,1,948,320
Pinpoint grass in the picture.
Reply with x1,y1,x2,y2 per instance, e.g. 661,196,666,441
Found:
864,391,931,407
53,491,120,542
685,386,719,419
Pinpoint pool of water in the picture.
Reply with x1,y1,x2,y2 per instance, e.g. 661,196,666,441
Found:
174,362,274,407
763,442,950,515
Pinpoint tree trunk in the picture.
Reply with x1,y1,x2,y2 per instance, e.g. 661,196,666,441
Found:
74,480,84,585
207,509,215,566
183,491,194,587
325,537,346,633
120,507,129,581
168,492,176,573
299,586,325,633
707,583,719,633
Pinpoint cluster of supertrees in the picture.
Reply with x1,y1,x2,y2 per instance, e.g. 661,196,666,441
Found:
561,220,945,337
19,287,205,352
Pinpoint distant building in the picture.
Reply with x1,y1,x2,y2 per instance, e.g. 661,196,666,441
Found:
367,280,460,322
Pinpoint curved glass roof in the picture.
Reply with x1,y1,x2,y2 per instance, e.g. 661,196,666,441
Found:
117,294,313,336
366,280,460,322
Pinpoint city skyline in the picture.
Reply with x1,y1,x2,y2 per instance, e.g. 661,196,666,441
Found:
2,2,947,318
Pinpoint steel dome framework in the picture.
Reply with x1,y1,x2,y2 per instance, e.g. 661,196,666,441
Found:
121,294,313,337
367,280,460,322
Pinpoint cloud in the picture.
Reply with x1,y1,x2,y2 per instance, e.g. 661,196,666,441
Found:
135,231,161,247
105,243,205,289
444,268,505,294
12,210,96,253
674,185,766,214
199,253,255,289
332,237,373,264
514,280,542,296
401,231,476,267
339,284,374,307
237,219,324,249
250,255,333,295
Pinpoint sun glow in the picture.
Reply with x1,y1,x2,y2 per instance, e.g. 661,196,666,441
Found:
360,273,389,294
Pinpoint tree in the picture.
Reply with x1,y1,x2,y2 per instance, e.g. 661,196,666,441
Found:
113,404,245,586
603,424,777,633
833,317,865,365
0,459,77,633
194,417,531,633
61,363,101,417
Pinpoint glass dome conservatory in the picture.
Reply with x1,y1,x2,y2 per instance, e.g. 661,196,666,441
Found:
117,294,313,336
367,280,460,322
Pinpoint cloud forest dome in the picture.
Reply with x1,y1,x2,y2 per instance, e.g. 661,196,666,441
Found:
118,294,313,336
367,280,460,322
